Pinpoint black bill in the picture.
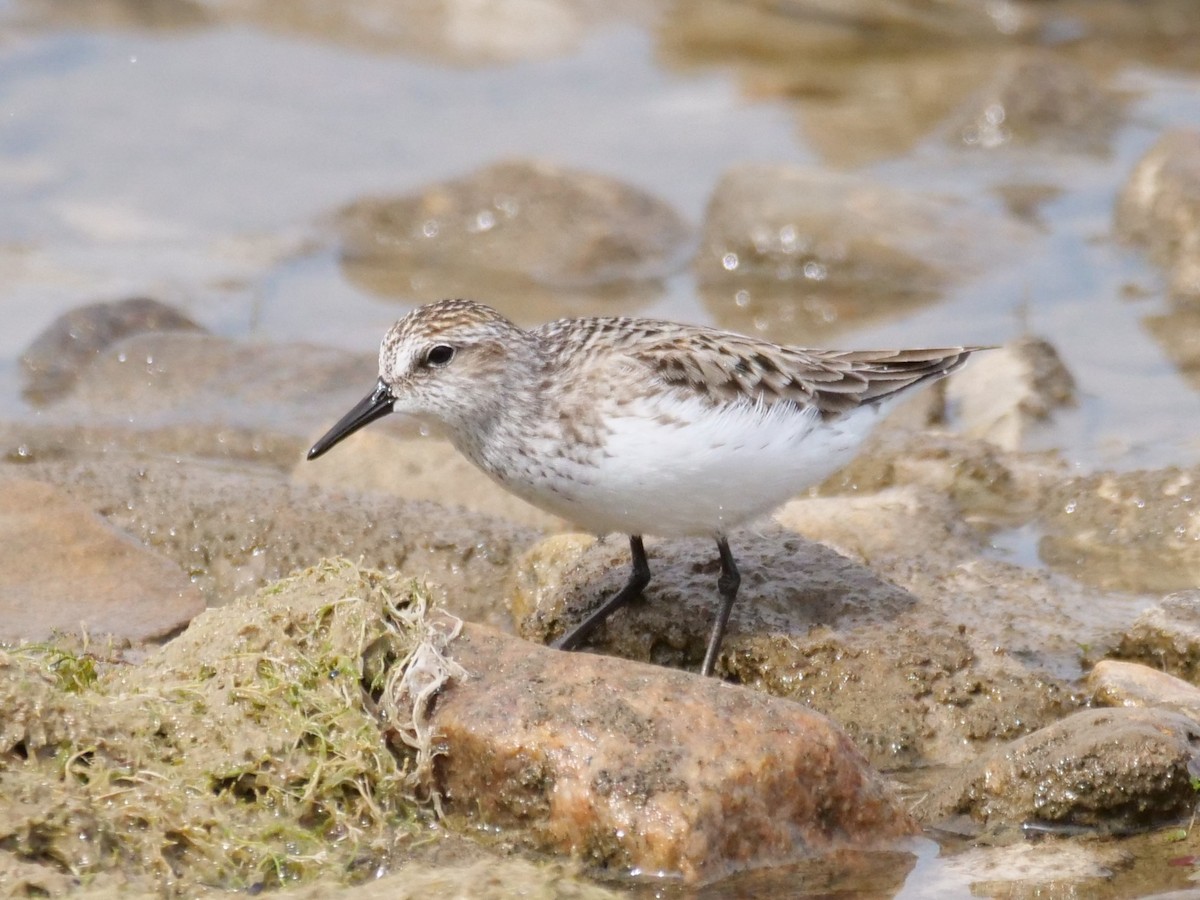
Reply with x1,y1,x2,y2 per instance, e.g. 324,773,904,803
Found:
307,379,395,460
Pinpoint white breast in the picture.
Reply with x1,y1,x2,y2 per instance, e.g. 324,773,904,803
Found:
517,394,890,537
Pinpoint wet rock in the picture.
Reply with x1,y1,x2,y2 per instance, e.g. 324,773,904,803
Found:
1116,129,1200,299
336,160,689,312
511,523,1078,769
696,164,1030,344
0,479,203,642
777,485,982,562
1114,591,1200,683
434,622,918,883
949,54,1123,154
39,330,374,459
295,426,567,532
511,531,916,671
1144,305,1200,392
1038,467,1200,594
1088,659,1200,723
922,708,1200,831
945,337,1076,452
5,456,536,629
662,9,994,166
664,0,1031,58
816,429,1026,521
19,296,204,404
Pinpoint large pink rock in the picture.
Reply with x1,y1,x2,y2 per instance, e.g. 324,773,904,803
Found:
430,623,917,883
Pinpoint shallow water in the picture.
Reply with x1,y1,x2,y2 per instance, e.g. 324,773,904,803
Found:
4,2,1200,896
3,4,1200,469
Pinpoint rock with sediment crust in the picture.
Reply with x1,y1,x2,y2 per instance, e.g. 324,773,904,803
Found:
4,456,535,630
1113,591,1200,683
921,707,1200,831
509,526,1079,770
431,622,917,883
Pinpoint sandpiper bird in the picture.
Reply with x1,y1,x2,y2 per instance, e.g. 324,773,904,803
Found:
308,299,980,676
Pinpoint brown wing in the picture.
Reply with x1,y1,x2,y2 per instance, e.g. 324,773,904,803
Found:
627,327,982,419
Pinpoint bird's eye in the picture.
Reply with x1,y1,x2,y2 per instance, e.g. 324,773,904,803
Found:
424,344,456,367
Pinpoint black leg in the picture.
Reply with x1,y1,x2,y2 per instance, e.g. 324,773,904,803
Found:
700,536,740,677
552,535,651,652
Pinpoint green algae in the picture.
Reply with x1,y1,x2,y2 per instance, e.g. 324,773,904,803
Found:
0,560,453,896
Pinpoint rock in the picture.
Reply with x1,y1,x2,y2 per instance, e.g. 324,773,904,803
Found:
1116,129,1200,300
5,456,536,629
1088,659,1200,723
432,622,918,883
42,331,374,447
922,708,1200,831
20,296,204,404
695,164,1030,344
1038,468,1200,594
336,160,689,312
510,525,1078,769
949,54,1122,154
1144,305,1200,393
776,485,986,564
1114,591,1200,683
815,430,1025,520
661,10,995,166
945,338,1076,452
511,531,917,672
295,426,567,532
663,0,1033,58
0,479,203,642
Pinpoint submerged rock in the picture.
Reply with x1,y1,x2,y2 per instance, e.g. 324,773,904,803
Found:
19,296,204,404
1038,468,1200,595
336,160,689,312
696,164,1029,344
949,54,1123,154
1116,129,1200,300
0,479,203,643
922,707,1200,832
432,622,917,883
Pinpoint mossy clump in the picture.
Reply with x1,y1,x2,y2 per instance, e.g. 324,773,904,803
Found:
0,559,457,896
